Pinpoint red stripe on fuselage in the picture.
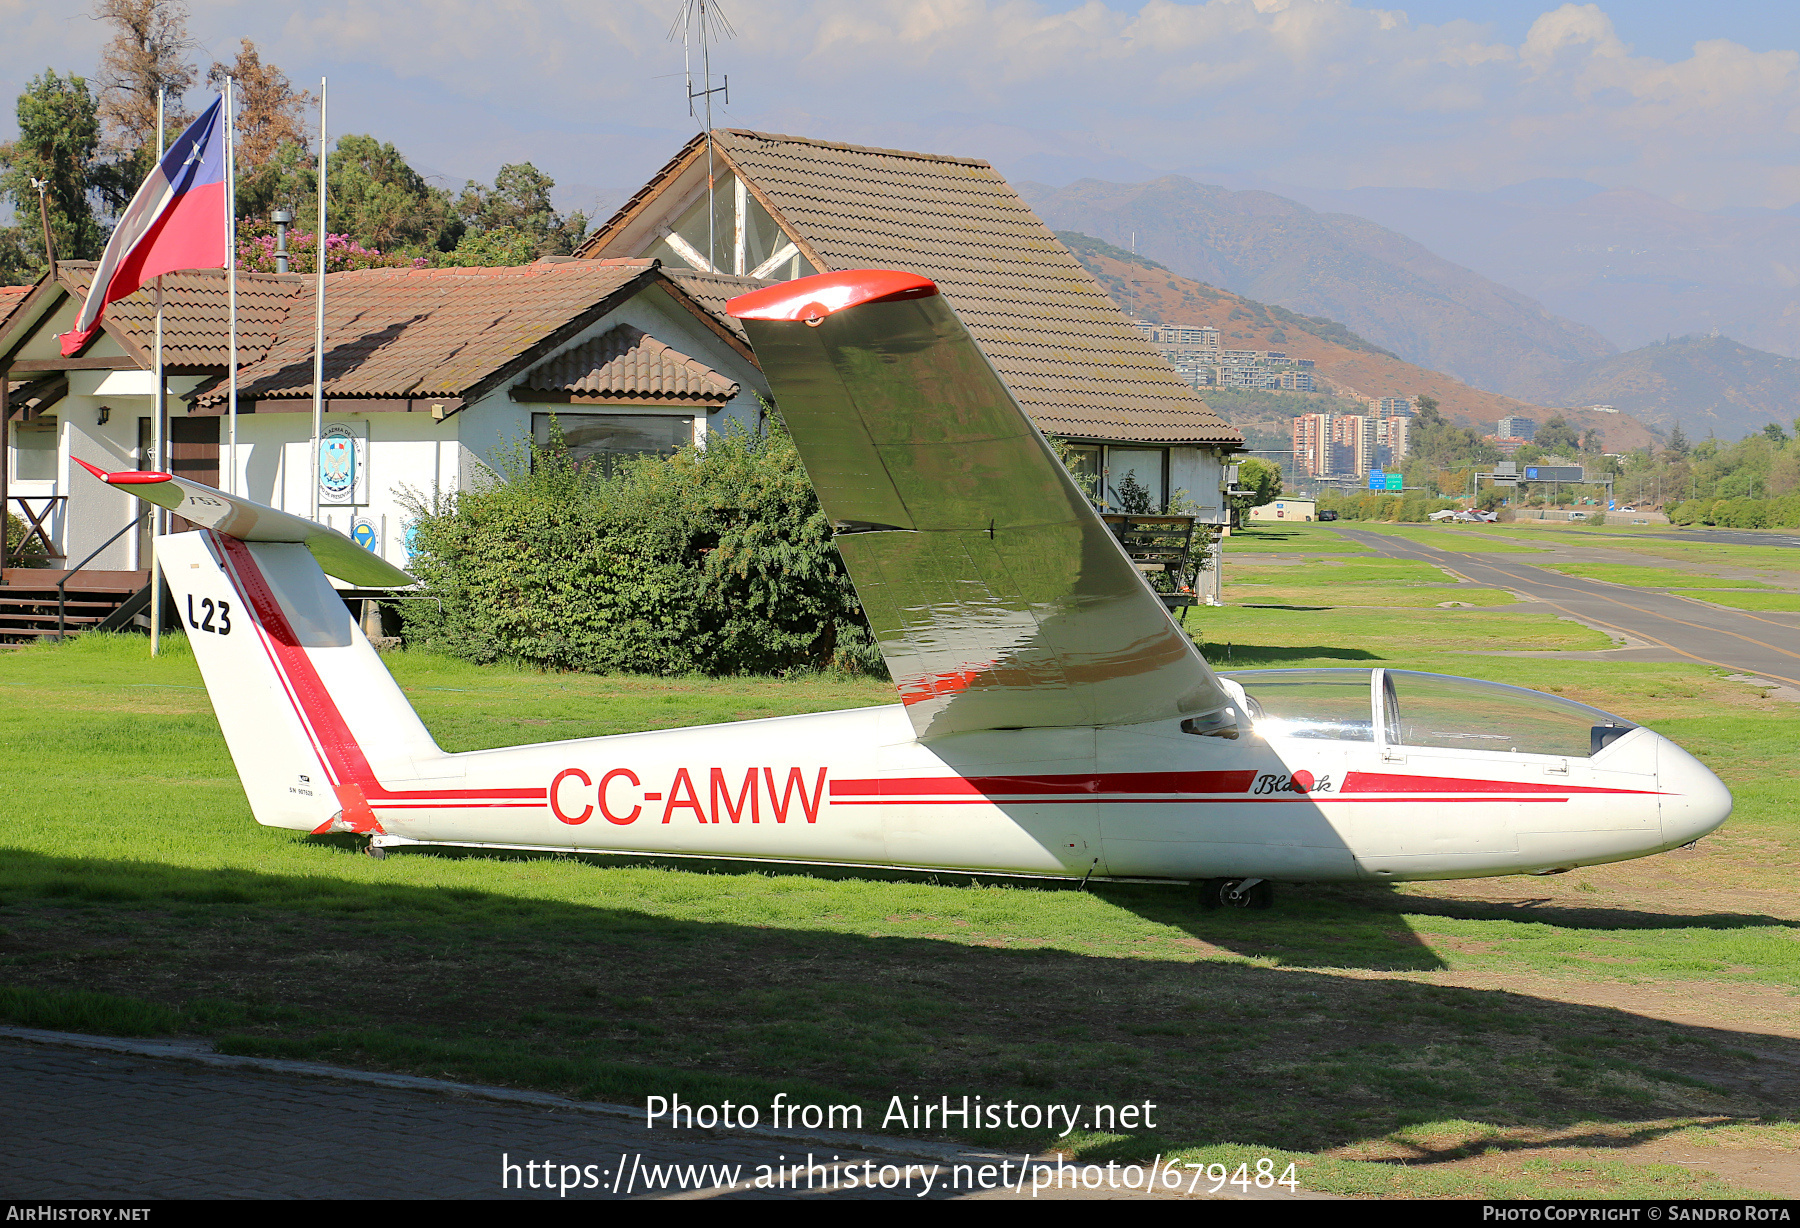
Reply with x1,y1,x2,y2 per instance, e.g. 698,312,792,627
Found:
829,771,1259,798
212,535,544,807
1342,771,1660,796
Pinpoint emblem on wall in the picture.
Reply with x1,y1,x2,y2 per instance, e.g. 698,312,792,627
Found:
350,519,380,553
318,421,369,506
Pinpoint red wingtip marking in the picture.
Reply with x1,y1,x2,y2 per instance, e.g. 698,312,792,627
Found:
727,269,938,322
73,456,173,485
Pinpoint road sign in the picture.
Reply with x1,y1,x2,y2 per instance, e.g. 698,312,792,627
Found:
1385,473,1403,491
1524,466,1583,482
1368,470,1384,491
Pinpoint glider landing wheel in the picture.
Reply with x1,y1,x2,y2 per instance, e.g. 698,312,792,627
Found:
364,841,388,861
1213,878,1273,910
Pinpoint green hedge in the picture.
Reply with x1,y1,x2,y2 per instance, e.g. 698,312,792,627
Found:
1668,494,1800,528
399,424,883,676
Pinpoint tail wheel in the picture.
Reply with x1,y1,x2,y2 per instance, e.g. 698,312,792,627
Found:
1203,878,1273,910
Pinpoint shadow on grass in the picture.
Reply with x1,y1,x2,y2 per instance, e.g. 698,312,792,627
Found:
1197,645,1385,667
0,845,1793,1165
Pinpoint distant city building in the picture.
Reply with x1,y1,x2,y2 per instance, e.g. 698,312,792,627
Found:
1369,396,1414,416
1498,415,1537,440
1376,416,1410,468
1490,436,1531,457
1586,404,1618,414
1293,414,1333,477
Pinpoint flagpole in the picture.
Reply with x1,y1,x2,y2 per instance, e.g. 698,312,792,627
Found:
224,78,239,496
310,78,326,523
150,88,167,656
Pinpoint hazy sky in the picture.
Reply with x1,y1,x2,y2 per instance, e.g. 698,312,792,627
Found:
9,0,1800,215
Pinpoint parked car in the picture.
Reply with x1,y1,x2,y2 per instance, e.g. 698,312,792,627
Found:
1317,509,1339,521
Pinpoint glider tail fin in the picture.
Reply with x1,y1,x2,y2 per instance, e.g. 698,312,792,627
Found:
157,528,444,833
74,459,439,832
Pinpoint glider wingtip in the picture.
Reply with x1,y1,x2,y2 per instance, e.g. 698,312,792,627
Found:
74,457,173,485
727,269,938,323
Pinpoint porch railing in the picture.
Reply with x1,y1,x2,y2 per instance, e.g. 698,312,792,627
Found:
4,495,67,566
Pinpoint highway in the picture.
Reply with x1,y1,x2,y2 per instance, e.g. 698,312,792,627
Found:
1335,529,1800,689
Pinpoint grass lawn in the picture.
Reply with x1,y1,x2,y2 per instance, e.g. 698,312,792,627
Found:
1329,525,1552,554
1679,592,1800,613
1224,523,1372,554
2,611,1797,1199
1537,564,1778,591
1225,557,1516,609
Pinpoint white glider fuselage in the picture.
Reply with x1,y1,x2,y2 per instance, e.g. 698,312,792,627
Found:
103,266,1729,893
166,529,1726,885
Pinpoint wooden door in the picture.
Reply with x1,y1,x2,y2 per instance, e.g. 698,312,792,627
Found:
168,418,219,532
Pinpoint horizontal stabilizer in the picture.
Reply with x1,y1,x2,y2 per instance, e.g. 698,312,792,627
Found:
74,458,416,588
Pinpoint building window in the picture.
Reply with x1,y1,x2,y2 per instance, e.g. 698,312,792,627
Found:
11,418,57,481
1105,447,1166,512
533,412,694,478
1061,443,1101,505
644,171,815,280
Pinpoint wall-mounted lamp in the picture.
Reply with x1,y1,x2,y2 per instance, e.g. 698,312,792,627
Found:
96,405,111,426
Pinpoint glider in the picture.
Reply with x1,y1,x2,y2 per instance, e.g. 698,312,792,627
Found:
81,269,1730,907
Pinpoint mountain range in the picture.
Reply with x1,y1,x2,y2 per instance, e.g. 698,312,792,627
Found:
1019,176,1617,396
1260,178,1800,361
1058,232,1661,454
1516,335,1800,439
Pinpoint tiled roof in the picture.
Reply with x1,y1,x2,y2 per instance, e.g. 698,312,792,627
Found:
585,131,1240,446
198,260,659,404
0,285,29,336
522,324,739,403
56,263,301,369
660,268,772,346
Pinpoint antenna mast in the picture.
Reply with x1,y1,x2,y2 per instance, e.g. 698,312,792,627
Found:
670,0,735,271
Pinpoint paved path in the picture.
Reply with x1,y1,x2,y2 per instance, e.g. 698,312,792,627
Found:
0,1035,1316,1201
1337,529,1800,687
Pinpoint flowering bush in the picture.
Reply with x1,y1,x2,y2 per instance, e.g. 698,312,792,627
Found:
235,221,426,273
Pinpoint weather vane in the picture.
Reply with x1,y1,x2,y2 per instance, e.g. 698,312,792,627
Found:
669,0,736,270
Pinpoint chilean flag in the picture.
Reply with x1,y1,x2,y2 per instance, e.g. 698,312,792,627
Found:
60,97,227,357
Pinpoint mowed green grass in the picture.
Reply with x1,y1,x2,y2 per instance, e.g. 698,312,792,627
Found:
1225,557,1516,608
1,616,1797,1198
1329,524,1551,554
1538,563,1776,591
1680,591,1800,613
1223,523,1372,553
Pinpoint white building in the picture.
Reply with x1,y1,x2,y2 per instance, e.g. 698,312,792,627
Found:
1,259,768,585
576,128,1243,521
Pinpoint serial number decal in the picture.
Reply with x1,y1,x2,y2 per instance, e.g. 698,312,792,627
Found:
1252,770,1332,795
186,594,232,635
550,767,828,827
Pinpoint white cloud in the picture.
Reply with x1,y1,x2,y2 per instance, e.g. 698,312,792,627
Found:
5,1,1800,210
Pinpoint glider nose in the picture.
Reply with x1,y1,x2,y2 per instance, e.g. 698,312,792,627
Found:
1657,735,1732,848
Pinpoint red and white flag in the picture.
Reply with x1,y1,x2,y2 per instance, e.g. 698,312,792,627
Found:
60,97,228,357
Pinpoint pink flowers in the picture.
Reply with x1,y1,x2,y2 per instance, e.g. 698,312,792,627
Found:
235,226,427,273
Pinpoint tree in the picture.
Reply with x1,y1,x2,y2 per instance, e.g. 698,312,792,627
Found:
207,39,310,184
92,0,197,155
449,162,587,263
1230,457,1282,513
1534,416,1580,454
433,225,538,268
326,134,459,255
1581,428,1604,453
1665,422,1690,459
1762,422,1790,447
0,71,110,266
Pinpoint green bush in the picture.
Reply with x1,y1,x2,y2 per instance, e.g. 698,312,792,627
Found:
399,422,883,677
4,512,50,565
